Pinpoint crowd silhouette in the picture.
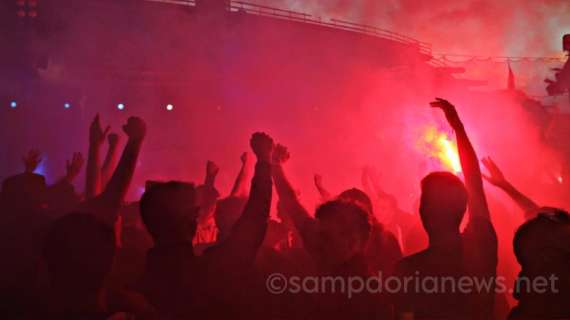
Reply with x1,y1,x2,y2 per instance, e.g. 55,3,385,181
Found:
0,99,568,320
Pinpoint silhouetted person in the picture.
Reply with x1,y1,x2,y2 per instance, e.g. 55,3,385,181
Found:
311,172,403,276
394,99,498,320
509,208,570,319
138,132,274,319
337,187,402,276
0,150,52,318
272,144,392,319
38,212,156,320
1,149,47,211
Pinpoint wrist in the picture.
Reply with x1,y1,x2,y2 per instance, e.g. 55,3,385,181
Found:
256,154,271,163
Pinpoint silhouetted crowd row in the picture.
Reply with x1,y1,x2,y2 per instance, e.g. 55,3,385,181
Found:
0,99,568,320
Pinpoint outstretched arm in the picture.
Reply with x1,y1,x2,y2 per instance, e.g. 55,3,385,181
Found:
272,144,319,252
100,117,145,207
195,161,220,227
314,174,332,201
55,152,84,186
210,133,274,265
431,98,490,221
96,117,146,222
85,114,110,199
230,152,251,197
481,156,539,220
204,160,219,188
101,133,120,189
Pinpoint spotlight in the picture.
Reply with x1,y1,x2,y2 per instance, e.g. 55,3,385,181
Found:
10,101,17,108
117,103,125,110
64,103,71,109
166,104,174,111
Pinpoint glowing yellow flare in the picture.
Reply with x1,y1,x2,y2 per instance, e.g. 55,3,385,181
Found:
420,126,462,173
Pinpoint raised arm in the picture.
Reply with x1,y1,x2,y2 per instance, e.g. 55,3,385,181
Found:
431,98,490,221
271,144,319,251
314,174,332,201
204,160,219,188
196,161,220,226
85,114,110,199
98,117,146,216
101,133,120,189
482,156,539,220
54,152,84,186
230,152,251,197
22,149,42,174
210,132,274,265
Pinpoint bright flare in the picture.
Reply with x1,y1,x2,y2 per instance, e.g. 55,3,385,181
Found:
419,126,462,174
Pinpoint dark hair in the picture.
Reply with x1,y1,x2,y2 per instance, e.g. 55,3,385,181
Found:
316,200,372,243
420,172,468,233
140,181,197,243
337,188,374,216
514,208,570,270
43,213,115,291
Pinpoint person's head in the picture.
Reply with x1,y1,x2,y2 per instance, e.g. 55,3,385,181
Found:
514,208,570,276
563,34,570,52
419,172,468,237
214,196,247,241
315,200,372,266
337,188,374,217
43,213,115,293
140,181,199,246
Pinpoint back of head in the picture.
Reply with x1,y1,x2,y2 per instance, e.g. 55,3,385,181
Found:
43,213,115,292
420,172,468,235
514,208,570,274
337,188,374,217
214,196,247,240
316,200,372,264
140,181,198,245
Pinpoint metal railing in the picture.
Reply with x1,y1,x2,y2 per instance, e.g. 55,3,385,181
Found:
142,0,196,7
228,1,431,56
139,0,432,56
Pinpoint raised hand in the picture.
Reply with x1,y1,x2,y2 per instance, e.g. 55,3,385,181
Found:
272,144,290,165
481,156,509,188
23,149,42,173
430,98,462,129
65,152,84,182
250,132,274,163
89,114,110,146
206,160,220,177
122,116,147,142
108,133,120,147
